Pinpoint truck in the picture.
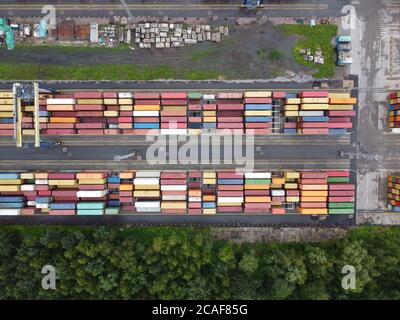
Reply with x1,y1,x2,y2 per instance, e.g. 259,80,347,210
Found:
22,140,62,149
336,35,353,65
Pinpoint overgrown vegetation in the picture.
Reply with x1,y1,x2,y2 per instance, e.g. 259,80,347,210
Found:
257,48,267,59
269,50,283,61
279,24,337,78
0,63,219,80
0,226,399,299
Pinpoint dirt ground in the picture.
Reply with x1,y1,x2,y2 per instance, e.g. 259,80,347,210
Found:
0,20,313,79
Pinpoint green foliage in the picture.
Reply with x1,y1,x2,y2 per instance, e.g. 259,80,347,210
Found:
269,50,283,61
279,24,337,78
256,48,267,59
0,226,399,299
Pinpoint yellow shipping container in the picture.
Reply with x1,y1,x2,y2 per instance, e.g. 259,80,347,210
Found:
48,180,77,186
203,178,216,184
161,201,186,209
0,99,13,105
284,105,299,111
203,208,216,214
301,98,329,103
244,110,272,116
0,112,13,118
328,105,354,110
286,196,300,202
0,185,20,191
218,202,242,207
301,190,328,197
245,184,270,190
24,106,35,112
203,195,216,201
299,208,328,215
76,173,104,179
162,106,186,111
0,92,13,98
300,184,328,191
188,129,201,135
20,173,34,179
39,117,49,123
300,196,327,202
22,129,35,136
78,178,107,185
245,196,271,203
300,104,329,110
119,184,133,191
244,91,271,98
329,97,357,104
284,111,299,117
104,111,119,117
134,184,160,190
286,98,301,104
272,177,285,185
50,117,77,123
134,105,160,111
203,117,216,123
103,98,118,105
284,171,300,179
134,191,160,197
0,179,22,185
1,105,14,111
284,183,298,189
203,172,216,179
46,105,75,111
203,111,216,117
329,92,350,99
77,99,103,105
118,98,133,105
119,172,134,179
35,173,48,179
120,105,133,111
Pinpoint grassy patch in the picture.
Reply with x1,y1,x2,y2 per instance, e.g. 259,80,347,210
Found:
14,43,132,53
279,24,337,78
0,63,220,80
256,48,267,59
190,46,217,61
269,50,283,61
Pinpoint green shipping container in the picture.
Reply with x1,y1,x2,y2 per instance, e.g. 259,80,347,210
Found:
188,92,202,100
328,202,355,209
77,202,105,210
327,177,350,183
329,208,354,214
77,209,104,215
245,179,271,184
105,208,119,214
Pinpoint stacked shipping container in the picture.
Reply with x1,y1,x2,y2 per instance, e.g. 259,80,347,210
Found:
388,92,400,133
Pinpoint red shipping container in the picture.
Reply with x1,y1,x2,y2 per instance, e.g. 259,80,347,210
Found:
103,92,118,98
272,207,285,214
134,92,160,99
188,117,202,122
218,185,243,191
160,172,187,179
21,208,35,215
300,122,328,128
188,105,202,111
74,92,103,99
75,123,104,129
106,105,120,111
74,105,104,111
160,110,187,116
189,171,202,178
49,210,76,215
328,117,350,123
189,203,202,209
245,98,272,104
217,104,244,110
217,117,243,123
217,206,243,213
328,184,355,190
78,185,106,190
81,117,107,123
53,196,78,202
0,130,14,136
77,129,104,135
299,203,327,208
301,128,329,134
104,129,120,135
161,99,187,106
301,172,327,179
160,92,187,99
162,191,186,196
45,129,76,135
47,123,75,129
326,171,350,177
48,173,76,179
273,92,286,99
161,116,187,122
329,190,355,196
284,122,297,128
51,190,76,196
118,117,133,123
217,111,242,117
218,172,243,178
188,208,202,214
160,179,187,185
329,197,355,202
134,99,160,105
218,191,243,197
38,190,52,196
326,122,352,129
299,91,329,98
76,111,103,117
203,104,217,110
300,178,327,184
106,118,119,124
244,190,270,196
162,209,187,214
217,123,243,129
245,203,271,209
134,117,160,123
328,110,356,116
218,92,242,99
245,123,272,128
119,111,132,117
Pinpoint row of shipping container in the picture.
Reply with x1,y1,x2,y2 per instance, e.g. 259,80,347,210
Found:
0,170,355,215
388,92,400,133
0,90,357,136
387,175,400,211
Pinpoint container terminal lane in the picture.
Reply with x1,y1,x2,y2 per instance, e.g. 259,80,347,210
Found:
0,82,358,226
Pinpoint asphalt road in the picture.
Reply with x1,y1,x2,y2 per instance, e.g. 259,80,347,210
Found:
0,0,349,18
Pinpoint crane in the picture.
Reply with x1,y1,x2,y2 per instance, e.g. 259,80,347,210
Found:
0,18,15,50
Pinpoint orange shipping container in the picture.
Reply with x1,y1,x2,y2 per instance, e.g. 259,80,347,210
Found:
50,117,77,123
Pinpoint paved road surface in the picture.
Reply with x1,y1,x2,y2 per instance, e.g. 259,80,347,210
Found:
0,0,348,18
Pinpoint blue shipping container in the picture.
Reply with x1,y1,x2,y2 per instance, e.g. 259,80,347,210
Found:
0,196,25,202
0,173,20,179
133,123,160,129
245,117,272,122
302,116,329,122
49,203,76,210
244,104,272,110
218,179,244,185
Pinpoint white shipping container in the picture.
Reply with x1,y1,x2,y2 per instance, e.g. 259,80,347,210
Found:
160,129,187,135
21,184,36,191
160,185,187,191
391,128,400,133
134,178,160,185
47,98,76,105
36,203,49,209
298,111,324,117
136,207,161,212
189,196,202,202
133,110,159,117
77,190,108,198
244,172,271,179
0,209,21,215
118,92,133,98
27,201,36,206
162,195,186,201
135,201,161,208
202,94,215,100
271,190,285,197
135,171,161,178
217,197,244,203
35,179,48,185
